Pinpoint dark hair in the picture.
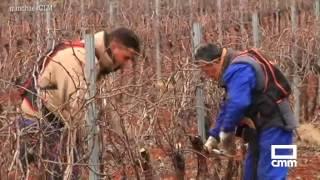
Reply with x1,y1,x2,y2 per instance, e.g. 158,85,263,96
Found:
106,27,140,53
194,43,222,62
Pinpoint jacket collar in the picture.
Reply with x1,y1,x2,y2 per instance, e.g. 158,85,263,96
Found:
93,31,122,80
94,31,115,68
218,48,241,87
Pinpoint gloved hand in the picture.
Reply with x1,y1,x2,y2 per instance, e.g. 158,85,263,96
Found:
219,131,236,156
203,136,219,152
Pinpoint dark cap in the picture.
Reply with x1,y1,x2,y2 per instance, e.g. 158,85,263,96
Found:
194,43,222,62
108,27,141,54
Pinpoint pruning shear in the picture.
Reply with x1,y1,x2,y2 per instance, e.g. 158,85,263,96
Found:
211,148,235,158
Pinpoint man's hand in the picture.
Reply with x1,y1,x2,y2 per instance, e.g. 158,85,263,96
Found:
204,136,219,152
219,131,236,156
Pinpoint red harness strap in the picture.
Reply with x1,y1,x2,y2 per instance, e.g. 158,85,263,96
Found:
236,49,289,96
64,40,85,48
40,41,85,74
248,49,289,96
234,52,269,93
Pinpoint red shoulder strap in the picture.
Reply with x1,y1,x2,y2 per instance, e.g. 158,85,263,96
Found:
18,40,86,98
234,50,269,92
63,40,85,48
247,49,289,96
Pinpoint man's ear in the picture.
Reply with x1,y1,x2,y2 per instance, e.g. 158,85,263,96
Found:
220,48,227,65
217,48,227,76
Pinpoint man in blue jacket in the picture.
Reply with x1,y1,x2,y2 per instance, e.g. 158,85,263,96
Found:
194,43,298,180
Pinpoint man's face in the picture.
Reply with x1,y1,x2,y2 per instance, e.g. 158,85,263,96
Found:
196,60,221,81
110,40,137,69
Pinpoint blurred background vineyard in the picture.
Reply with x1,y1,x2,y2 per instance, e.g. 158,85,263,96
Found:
0,0,320,179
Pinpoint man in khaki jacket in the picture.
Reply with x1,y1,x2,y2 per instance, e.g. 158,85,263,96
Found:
19,27,140,179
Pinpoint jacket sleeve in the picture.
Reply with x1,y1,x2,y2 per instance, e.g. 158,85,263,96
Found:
208,101,226,139
217,63,256,133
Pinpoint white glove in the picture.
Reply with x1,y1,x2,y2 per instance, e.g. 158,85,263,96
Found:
219,131,236,155
204,136,219,152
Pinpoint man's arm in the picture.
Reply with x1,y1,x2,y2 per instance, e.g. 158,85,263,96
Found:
208,63,256,139
220,63,256,132
209,102,227,140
